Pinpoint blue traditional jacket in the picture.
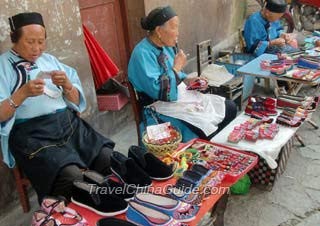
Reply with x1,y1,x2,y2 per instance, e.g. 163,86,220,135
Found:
0,50,86,167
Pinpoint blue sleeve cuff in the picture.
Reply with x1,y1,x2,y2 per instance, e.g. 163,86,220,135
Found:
254,41,269,56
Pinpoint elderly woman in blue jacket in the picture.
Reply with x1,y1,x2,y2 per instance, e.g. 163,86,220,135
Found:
128,6,237,143
0,12,115,202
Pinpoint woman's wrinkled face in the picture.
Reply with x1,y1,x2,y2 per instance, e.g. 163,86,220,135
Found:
13,24,46,62
265,10,284,22
157,16,179,47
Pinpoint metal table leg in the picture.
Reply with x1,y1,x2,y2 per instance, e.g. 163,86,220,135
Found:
294,133,305,147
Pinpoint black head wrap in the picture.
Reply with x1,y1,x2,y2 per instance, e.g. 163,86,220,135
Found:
8,12,45,32
265,0,287,13
141,6,177,31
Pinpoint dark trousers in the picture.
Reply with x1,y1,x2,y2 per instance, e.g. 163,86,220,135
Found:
50,146,113,200
188,99,237,140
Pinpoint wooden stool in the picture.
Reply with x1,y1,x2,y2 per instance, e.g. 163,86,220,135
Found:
13,165,31,213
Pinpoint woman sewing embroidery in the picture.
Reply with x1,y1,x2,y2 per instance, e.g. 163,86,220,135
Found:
0,12,115,202
128,5,237,142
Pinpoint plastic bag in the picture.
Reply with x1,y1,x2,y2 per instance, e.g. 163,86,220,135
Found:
230,174,251,195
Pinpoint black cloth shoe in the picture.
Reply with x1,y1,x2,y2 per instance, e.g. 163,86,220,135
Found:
83,170,136,201
110,151,152,188
71,180,128,216
97,217,136,226
128,145,174,181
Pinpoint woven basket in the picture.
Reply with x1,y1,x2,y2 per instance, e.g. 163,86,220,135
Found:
142,131,182,158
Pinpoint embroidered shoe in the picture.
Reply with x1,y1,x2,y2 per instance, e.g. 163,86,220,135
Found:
128,145,174,181
111,151,152,188
134,193,199,222
276,116,302,127
71,180,128,217
191,164,211,177
166,177,203,206
182,170,203,185
31,209,86,226
32,210,57,226
83,170,136,201
277,96,317,111
41,196,88,226
126,201,188,226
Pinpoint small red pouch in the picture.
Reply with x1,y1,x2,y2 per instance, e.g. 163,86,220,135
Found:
186,78,208,90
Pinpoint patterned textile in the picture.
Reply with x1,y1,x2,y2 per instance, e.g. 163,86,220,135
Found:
248,137,293,189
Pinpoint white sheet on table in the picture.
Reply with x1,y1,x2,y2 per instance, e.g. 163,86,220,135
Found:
211,112,298,169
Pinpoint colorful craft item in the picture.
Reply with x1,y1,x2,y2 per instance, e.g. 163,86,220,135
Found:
289,68,320,81
277,53,300,64
297,56,320,69
228,115,278,143
174,155,189,178
258,123,279,139
277,94,318,112
228,126,245,143
32,197,88,226
126,201,188,226
186,77,208,91
172,140,258,184
166,177,203,206
245,96,277,117
244,130,259,142
276,115,302,127
281,107,308,121
260,59,294,75
204,146,255,179
133,193,199,223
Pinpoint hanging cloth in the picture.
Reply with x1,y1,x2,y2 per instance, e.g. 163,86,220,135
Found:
82,24,119,90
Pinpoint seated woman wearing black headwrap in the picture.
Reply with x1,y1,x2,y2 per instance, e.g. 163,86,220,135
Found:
244,0,298,56
0,12,115,202
128,6,237,142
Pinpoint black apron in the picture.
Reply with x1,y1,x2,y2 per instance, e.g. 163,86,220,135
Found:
9,108,115,201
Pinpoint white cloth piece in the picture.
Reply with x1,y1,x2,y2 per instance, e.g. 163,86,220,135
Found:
150,83,226,136
211,112,298,169
201,64,234,87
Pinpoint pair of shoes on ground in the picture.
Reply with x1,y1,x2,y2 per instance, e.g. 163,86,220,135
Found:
111,145,174,188
32,196,87,226
126,192,199,225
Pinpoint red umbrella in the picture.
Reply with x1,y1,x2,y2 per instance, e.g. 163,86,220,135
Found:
83,24,119,90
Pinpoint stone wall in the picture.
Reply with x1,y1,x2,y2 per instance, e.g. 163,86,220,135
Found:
0,0,97,213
